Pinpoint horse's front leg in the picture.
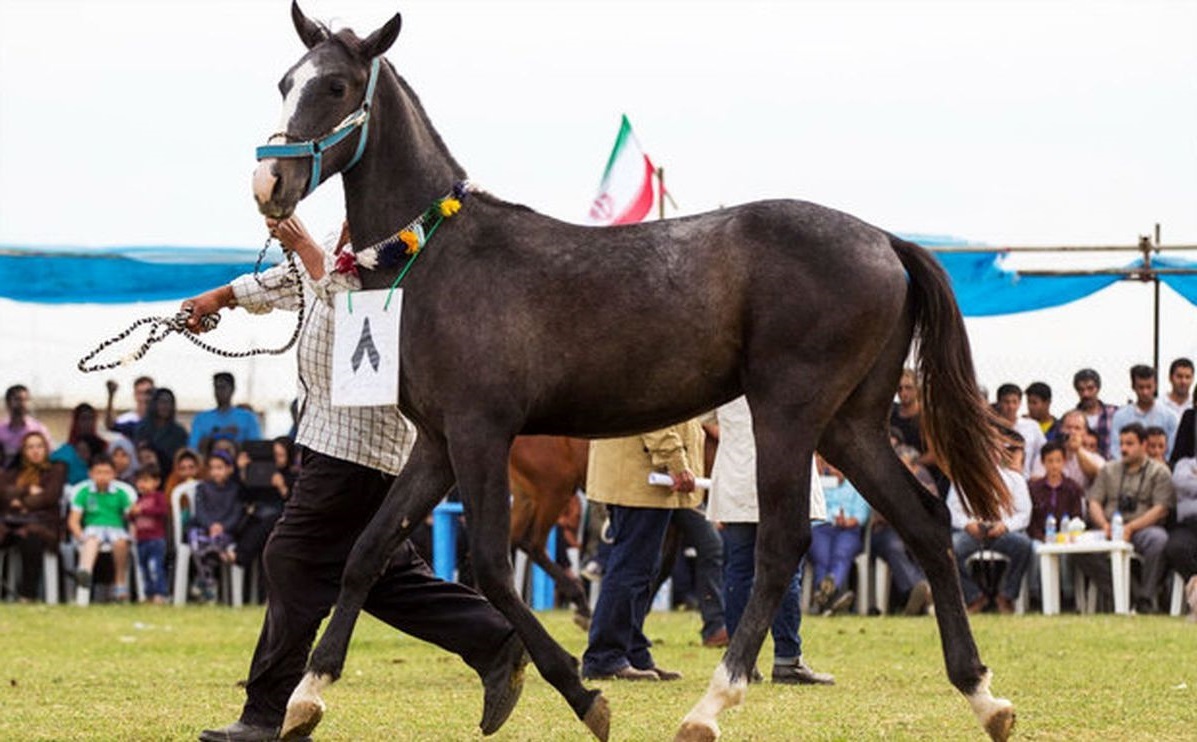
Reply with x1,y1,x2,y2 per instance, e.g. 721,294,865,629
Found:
453,433,609,741
281,436,454,739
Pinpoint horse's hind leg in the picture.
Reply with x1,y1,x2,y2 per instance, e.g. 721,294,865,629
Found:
677,406,816,742
819,393,1015,741
282,436,456,739
454,434,608,741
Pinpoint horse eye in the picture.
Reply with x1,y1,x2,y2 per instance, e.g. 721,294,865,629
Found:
329,80,347,97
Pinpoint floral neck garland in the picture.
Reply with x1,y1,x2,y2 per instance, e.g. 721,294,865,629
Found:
334,179,471,276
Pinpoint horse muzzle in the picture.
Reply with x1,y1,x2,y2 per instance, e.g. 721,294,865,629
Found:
252,159,303,219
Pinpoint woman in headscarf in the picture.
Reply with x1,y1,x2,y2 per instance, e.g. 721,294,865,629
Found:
108,435,138,485
0,431,67,601
134,388,189,479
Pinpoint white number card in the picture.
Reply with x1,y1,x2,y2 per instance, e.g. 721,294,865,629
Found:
331,289,402,407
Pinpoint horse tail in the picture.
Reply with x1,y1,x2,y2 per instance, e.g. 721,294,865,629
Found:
888,234,1011,521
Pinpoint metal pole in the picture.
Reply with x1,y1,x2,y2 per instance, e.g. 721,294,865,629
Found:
657,166,665,221
1153,224,1161,377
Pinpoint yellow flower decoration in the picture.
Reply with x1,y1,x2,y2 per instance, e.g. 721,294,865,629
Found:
438,198,462,217
399,230,422,255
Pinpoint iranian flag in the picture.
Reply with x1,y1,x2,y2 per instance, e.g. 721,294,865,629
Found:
586,115,657,225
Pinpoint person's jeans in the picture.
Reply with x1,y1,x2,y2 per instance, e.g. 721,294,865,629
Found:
582,505,673,676
809,523,863,590
870,525,925,598
722,522,803,660
137,538,168,598
671,507,725,640
951,528,1032,603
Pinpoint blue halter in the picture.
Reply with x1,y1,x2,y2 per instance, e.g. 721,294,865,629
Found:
256,57,382,197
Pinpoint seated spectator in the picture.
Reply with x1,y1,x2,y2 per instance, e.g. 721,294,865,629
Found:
1161,357,1194,421
1074,423,1174,613
1073,368,1118,460
889,368,947,496
134,387,189,478
1056,410,1105,490
104,376,154,441
163,448,202,501
50,403,109,485
995,383,1046,479
871,445,933,615
1109,365,1178,460
129,464,169,604
947,443,1033,614
1144,426,1169,465
1165,456,1197,621
0,431,67,602
188,372,262,456
1027,442,1086,542
69,454,136,602
1024,381,1060,441
187,450,244,603
108,436,138,485
1170,388,1196,468
1,384,53,469
809,459,870,615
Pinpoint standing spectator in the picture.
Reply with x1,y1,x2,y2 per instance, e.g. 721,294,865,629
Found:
707,396,833,684
1161,358,1194,421
50,403,108,485
188,373,262,455
1075,423,1174,613
187,450,244,602
947,443,1033,614
1024,382,1060,441
809,460,870,615
582,420,704,681
104,376,154,441
128,464,169,604
0,431,67,602
1109,365,1179,460
1164,455,1197,621
69,454,136,602
668,507,728,647
0,385,53,469
995,383,1047,479
1026,442,1086,542
1056,410,1105,489
1168,388,1196,469
1073,368,1118,459
1144,426,1169,465
134,388,189,478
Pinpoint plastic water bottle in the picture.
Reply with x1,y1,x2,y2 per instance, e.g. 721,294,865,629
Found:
1111,511,1124,542
1058,513,1070,543
1044,513,1057,543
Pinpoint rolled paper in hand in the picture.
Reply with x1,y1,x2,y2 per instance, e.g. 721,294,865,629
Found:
647,472,713,490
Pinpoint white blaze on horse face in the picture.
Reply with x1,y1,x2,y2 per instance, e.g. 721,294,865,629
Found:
279,59,321,139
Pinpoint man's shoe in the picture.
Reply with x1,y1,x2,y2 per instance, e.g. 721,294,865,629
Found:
903,580,932,616
647,665,683,681
583,665,660,681
828,589,855,615
995,595,1016,615
702,627,729,648
772,659,835,686
479,633,529,736
966,594,989,615
197,720,310,742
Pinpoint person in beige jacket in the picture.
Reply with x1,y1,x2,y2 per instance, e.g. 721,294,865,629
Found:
581,420,704,681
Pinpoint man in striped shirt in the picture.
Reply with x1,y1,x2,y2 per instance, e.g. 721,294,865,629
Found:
183,216,526,742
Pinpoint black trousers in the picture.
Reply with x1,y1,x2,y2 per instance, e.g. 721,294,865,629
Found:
0,530,46,600
1165,521,1197,581
240,448,514,727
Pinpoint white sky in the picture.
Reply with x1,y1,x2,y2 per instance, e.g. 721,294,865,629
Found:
1,0,1195,421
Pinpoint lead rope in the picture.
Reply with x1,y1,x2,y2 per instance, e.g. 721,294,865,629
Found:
76,235,306,373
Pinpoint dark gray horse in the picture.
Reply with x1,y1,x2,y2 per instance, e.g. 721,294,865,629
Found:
251,4,1016,741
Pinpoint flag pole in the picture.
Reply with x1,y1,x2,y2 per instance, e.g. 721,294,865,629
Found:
656,166,665,221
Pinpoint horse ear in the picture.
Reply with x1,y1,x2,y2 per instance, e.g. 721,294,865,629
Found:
291,0,327,49
359,13,402,59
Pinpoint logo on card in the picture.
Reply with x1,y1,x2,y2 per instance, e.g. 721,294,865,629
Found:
351,317,381,373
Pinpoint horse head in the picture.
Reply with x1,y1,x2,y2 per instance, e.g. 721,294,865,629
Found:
252,1,401,218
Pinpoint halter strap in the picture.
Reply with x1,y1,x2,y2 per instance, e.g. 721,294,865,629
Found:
255,57,382,196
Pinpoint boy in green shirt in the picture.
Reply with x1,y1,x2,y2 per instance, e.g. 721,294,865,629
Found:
68,454,136,602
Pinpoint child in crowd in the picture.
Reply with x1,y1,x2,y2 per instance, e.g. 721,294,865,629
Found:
69,454,136,602
187,450,244,602
129,464,169,604
1027,442,1086,542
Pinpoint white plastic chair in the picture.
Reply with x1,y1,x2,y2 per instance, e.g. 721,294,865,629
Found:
1169,571,1185,617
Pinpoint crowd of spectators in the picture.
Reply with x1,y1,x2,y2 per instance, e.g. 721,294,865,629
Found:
0,373,296,604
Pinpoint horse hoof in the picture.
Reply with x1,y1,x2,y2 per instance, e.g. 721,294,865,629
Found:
282,672,330,739
582,693,610,742
572,613,592,631
984,702,1016,742
674,720,719,742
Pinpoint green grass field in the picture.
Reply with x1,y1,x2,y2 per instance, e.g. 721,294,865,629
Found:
2,605,1193,741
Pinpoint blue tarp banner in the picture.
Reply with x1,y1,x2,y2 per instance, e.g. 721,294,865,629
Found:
2,238,1195,315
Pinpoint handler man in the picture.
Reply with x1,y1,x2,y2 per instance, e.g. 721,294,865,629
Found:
185,216,526,742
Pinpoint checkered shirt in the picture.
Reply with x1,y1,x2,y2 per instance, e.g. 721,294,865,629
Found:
230,236,414,475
